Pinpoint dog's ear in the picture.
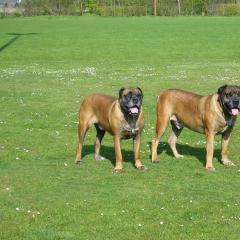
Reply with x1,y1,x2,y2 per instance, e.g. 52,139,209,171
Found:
218,85,227,95
137,87,143,98
119,88,125,99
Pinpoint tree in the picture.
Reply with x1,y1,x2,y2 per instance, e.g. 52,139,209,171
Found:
177,0,181,15
153,0,157,16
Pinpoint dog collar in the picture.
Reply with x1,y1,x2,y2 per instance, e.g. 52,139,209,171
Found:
123,125,139,134
131,127,139,134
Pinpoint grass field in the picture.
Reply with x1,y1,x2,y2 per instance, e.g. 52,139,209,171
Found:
1,16,240,240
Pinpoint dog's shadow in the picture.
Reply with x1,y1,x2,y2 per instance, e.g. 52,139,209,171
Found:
82,145,134,166
81,142,222,167
152,141,222,166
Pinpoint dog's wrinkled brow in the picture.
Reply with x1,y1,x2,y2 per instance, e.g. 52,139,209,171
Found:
224,86,240,95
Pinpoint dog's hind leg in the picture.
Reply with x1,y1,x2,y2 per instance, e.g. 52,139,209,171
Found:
168,116,184,158
94,124,106,161
151,112,170,163
75,119,89,164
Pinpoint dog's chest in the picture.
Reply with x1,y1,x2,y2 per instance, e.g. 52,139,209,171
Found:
120,123,140,139
215,117,233,134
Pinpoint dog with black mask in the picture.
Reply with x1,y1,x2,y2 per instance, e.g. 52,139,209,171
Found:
151,85,240,171
75,87,145,173
218,85,240,117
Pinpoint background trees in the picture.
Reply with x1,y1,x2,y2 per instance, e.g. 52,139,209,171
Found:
9,0,240,16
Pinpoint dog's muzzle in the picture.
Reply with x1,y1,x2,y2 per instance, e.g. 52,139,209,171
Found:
230,100,240,115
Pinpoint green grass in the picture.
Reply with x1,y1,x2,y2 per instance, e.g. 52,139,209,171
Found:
1,16,240,240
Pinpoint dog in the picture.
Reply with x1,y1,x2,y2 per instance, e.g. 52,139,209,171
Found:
75,87,145,173
151,85,240,171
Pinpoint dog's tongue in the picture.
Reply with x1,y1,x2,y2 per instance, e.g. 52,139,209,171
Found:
231,108,239,115
130,107,139,114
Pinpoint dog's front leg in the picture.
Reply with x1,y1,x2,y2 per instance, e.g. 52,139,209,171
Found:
205,129,215,171
133,134,145,170
113,136,123,173
221,129,235,166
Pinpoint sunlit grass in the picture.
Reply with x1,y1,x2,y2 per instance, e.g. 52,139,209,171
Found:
0,16,240,240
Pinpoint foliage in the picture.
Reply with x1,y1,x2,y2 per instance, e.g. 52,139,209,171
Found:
181,0,208,15
96,5,147,16
22,0,84,15
218,3,240,16
18,0,240,16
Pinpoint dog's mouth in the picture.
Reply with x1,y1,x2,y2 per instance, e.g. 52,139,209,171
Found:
230,108,240,116
129,106,139,115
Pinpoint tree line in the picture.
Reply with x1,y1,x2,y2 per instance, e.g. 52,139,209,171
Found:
3,0,240,16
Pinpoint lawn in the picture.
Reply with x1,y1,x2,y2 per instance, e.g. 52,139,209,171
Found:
0,16,240,240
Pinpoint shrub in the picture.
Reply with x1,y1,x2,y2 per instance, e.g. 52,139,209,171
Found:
218,4,240,16
96,5,146,16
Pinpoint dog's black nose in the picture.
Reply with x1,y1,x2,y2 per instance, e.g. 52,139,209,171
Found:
233,100,239,107
133,98,139,104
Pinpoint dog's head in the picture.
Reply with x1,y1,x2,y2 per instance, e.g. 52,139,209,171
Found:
119,87,143,116
218,85,240,116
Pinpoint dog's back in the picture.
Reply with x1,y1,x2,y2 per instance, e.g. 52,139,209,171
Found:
79,94,117,131
81,94,116,113
157,89,208,133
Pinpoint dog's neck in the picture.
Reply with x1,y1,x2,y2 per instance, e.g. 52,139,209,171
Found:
123,110,140,128
119,104,140,129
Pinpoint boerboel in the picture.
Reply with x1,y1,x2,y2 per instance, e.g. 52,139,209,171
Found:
75,87,145,173
151,85,240,171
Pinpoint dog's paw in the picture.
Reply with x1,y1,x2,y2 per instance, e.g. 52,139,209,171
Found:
94,155,105,161
136,165,147,171
113,168,123,174
75,160,82,165
152,160,160,164
222,159,235,166
206,166,216,172
175,154,184,159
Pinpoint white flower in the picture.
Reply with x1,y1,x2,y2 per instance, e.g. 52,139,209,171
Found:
138,223,142,227
27,210,31,213
160,221,164,225
16,208,20,211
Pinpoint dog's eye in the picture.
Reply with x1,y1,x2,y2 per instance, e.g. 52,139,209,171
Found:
224,95,230,101
127,93,132,99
